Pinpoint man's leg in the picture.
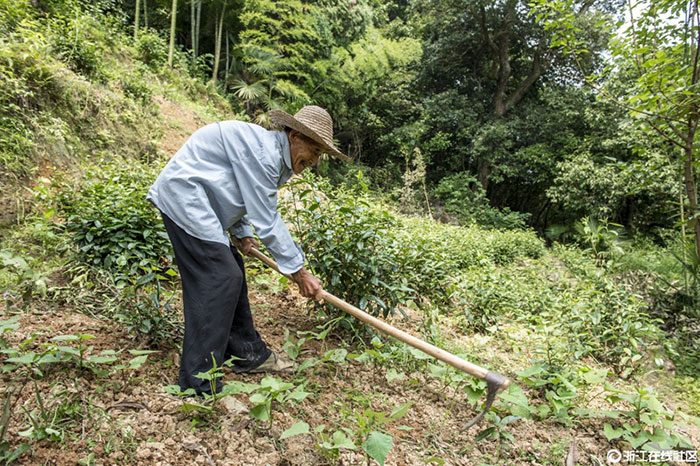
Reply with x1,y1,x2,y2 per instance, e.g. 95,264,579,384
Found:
160,214,268,394
225,245,272,371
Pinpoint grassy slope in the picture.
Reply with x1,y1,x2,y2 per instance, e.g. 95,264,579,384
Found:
1,2,699,465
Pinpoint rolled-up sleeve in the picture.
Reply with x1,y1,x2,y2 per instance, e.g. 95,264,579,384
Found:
229,216,254,239
226,149,305,274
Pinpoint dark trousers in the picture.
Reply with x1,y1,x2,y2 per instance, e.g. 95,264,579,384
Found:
161,213,271,394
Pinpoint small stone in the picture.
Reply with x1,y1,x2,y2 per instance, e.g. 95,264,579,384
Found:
255,437,275,453
222,397,249,416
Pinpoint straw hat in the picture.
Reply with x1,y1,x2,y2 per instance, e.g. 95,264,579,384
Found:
270,106,350,161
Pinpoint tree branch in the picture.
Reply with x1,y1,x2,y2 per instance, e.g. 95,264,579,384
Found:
504,39,548,112
494,0,517,116
578,0,596,15
645,118,689,151
626,0,643,74
473,5,498,56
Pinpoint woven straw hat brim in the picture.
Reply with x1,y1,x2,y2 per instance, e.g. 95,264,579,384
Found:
270,109,350,161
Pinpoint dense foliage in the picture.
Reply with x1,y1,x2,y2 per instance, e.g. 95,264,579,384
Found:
53,163,174,286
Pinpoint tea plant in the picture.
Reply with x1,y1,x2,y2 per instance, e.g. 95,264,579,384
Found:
163,356,257,426
0,385,30,464
474,412,520,453
432,172,530,230
115,273,180,347
0,250,47,306
574,217,626,269
281,174,414,319
602,385,694,450
53,163,174,286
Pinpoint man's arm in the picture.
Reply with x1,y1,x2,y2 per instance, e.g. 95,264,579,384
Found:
235,236,323,301
291,267,323,301
230,216,254,239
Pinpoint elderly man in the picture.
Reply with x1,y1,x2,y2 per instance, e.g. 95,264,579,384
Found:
147,105,348,395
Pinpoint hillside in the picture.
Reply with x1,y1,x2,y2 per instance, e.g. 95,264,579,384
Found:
1,1,700,465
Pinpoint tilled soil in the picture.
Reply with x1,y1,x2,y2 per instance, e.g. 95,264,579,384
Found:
5,274,694,466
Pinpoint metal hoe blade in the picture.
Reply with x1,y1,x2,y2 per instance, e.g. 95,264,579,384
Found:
464,371,509,430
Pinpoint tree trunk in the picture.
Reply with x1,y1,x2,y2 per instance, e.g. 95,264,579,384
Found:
473,0,547,192
683,142,700,260
134,0,140,39
168,0,178,67
195,0,202,58
143,0,148,29
477,157,492,194
191,0,196,65
211,2,227,85
224,32,230,88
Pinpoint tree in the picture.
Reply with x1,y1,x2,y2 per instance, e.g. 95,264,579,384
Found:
231,0,325,120
134,0,140,39
143,0,148,29
416,0,610,193
191,0,202,65
317,28,422,162
211,0,227,85
534,0,700,258
168,0,177,67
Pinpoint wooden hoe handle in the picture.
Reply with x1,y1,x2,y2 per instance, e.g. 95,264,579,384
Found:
240,243,511,428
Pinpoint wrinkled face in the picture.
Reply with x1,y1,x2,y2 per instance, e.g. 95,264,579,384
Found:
289,130,324,175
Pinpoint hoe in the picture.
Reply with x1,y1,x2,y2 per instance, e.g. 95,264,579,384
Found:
240,243,511,429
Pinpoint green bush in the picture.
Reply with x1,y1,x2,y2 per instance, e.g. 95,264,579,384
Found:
456,265,550,332
389,217,545,302
53,162,173,285
0,29,59,177
120,65,153,104
135,31,169,71
116,278,181,347
433,172,530,230
563,283,661,377
281,174,546,315
281,174,413,318
0,0,31,35
49,16,106,81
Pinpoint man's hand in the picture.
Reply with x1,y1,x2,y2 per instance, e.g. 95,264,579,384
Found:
237,237,259,257
291,267,324,302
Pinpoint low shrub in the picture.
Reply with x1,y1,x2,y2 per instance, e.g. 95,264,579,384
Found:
282,174,546,315
49,15,106,81
390,217,546,301
120,65,154,104
53,162,173,286
135,31,169,71
281,175,413,318
0,29,59,177
116,277,181,347
432,172,530,230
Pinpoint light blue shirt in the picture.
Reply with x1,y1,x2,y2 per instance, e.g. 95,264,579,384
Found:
147,121,305,274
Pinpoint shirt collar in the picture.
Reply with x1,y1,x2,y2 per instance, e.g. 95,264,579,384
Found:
276,131,292,171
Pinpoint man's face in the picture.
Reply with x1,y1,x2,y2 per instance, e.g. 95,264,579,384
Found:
289,130,323,175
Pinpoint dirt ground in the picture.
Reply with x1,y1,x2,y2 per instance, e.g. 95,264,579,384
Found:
3,269,696,466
